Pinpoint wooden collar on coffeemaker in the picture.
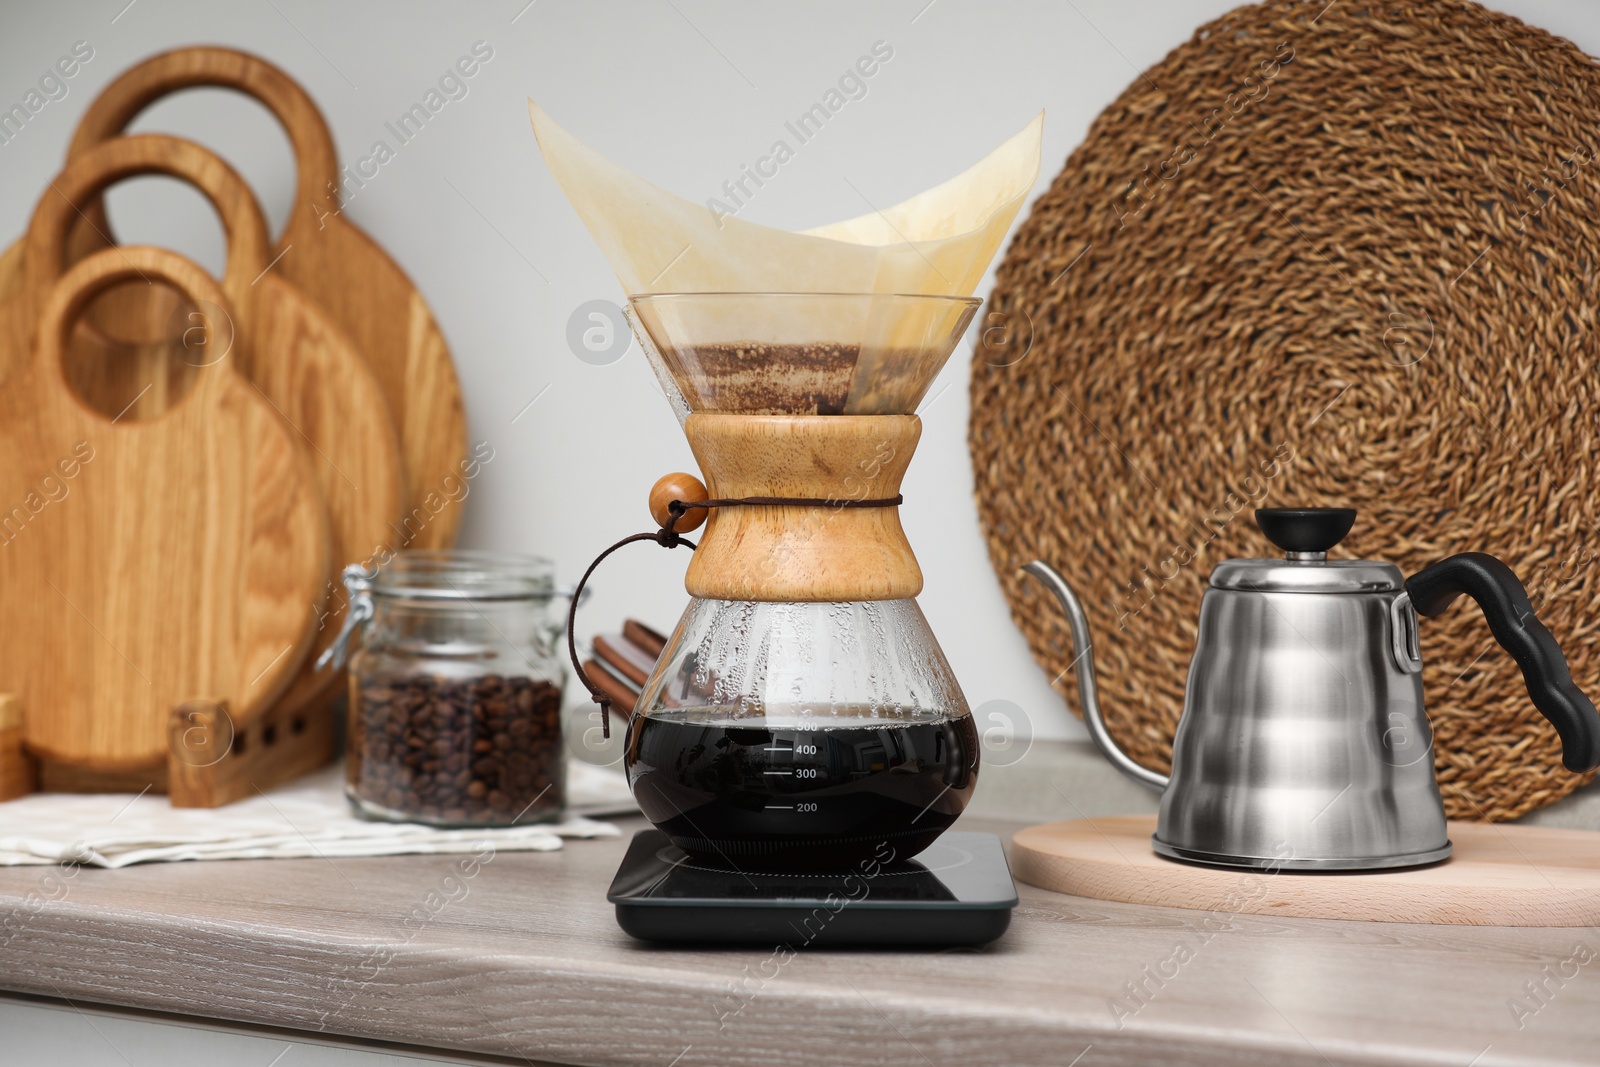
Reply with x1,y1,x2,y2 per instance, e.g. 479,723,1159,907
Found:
677,413,923,602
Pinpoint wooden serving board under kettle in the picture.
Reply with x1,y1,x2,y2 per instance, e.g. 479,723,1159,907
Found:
0,45,466,550
0,246,330,796
1013,815,1600,927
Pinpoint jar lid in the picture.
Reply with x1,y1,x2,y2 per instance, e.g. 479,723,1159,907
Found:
1210,558,1402,593
370,550,556,601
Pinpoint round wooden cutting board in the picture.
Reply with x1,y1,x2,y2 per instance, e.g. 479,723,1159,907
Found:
0,246,329,771
1013,815,1600,927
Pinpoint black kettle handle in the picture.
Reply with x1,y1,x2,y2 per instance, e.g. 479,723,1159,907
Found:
1406,552,1600,773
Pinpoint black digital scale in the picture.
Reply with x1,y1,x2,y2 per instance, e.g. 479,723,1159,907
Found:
607,830,1017,947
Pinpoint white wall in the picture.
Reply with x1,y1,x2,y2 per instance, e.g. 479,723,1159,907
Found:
2,0,1596,747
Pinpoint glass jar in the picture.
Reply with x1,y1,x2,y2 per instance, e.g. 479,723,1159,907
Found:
336,551,568,826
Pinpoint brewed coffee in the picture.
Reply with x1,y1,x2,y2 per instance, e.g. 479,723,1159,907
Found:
625,708,979,868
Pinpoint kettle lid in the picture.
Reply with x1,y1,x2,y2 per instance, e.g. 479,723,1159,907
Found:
1210,508,1402,592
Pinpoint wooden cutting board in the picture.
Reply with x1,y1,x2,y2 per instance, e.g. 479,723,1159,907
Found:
1012,815,1600,927
67,46,466,549
0,246,330,771
11,134,405,719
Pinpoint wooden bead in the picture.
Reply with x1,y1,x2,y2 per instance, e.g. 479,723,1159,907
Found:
649,472,708,531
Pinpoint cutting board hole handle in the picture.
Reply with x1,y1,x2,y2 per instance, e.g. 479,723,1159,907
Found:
68,46,340,248
57,280,218,422
36,246,240,426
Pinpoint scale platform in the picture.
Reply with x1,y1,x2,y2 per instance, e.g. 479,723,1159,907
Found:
607,830,1017,946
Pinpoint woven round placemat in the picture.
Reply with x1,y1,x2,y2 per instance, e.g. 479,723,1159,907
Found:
973,0,1600,821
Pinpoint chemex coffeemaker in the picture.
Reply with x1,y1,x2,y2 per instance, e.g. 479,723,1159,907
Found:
619,292,982,868
530,103,1044,876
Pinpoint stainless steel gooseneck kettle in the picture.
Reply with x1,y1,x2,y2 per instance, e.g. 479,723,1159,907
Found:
1025,507,1600,871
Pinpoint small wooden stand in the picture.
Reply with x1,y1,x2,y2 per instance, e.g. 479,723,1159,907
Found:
0,695,37,801
680,413,923,602
166,693,338,808
0,691,336,808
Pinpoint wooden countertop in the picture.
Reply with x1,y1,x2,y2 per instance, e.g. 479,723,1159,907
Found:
0,813,1594,1067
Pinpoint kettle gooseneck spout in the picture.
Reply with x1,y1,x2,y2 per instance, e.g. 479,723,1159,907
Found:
1022,561,1169,792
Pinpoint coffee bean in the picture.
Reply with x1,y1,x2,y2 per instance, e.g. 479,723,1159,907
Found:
349,672,563,826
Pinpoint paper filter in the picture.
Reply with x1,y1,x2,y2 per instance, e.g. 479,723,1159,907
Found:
529,103,1043,414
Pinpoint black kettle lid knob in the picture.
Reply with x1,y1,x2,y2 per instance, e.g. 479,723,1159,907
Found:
1255,508,1357,556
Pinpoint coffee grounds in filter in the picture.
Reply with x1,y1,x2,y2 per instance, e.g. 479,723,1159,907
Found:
669,341,858,414
664,341,944,415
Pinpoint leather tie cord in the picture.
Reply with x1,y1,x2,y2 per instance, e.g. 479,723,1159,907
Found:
566,493,905,738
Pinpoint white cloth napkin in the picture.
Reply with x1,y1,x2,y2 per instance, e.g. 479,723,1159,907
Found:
0,761,636,868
